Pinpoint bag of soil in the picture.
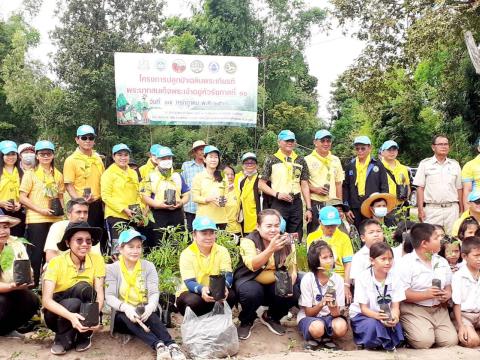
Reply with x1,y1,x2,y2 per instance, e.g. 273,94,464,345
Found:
209,274,226,301
274,266,293,297
49,198,64,217
164,189,176,206
13,259,32,285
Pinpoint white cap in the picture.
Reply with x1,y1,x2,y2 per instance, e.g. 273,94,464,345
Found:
18,143,35,154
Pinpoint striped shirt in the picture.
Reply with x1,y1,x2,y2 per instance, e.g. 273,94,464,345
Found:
181,160,205,214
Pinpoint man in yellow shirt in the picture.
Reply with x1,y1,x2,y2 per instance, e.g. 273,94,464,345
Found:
461,139,480,210
305,129,344,234
63,125,105,247
381,140,411,208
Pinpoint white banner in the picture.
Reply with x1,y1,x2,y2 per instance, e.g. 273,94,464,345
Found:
114,53,258,127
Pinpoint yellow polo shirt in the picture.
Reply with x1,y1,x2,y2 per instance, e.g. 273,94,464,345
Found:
382,159,410,205
0,167,20,202
19,168,65,224
43,250,105,293
139,159,156,180
178,243,232,295
462,155,480,191
63,149,105,199
101,164,141,220
306,227,353,277
305,151,344,202
191,170,228,224
451,210,472,237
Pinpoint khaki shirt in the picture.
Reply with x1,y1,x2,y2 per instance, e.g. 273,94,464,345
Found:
413,156,461,204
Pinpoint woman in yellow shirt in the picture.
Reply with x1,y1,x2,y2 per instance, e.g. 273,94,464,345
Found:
20,140,65,286
101,144,143,255
0,141,25,237
191,146,228,229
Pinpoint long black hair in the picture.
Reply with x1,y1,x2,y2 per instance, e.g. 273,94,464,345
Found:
0,153,24,180
204,150,224,183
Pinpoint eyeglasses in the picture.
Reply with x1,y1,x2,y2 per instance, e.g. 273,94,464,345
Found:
433,143,449,146
319,138,332,143
355,146,368,151
472,199,480,205
79,135,95,141
37,152,54,158
73,238,92,245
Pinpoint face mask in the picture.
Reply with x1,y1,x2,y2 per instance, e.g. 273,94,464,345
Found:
373,207,388,218
158,159,173,169
22,153,36,165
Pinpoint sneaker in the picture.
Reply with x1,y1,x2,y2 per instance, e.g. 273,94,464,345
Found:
168,344,186,360
75,336,92,352
156,342,171,360
237,322,254,340
51,342,66,355
259,312,285,335
3,330,24,339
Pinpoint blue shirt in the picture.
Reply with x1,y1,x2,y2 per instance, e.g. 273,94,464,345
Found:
181,160,205,214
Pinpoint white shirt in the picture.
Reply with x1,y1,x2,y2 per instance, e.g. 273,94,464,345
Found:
297,272,345,323
349,267,405,318
350,245,370,280
397,251,452,306
452,264,480,312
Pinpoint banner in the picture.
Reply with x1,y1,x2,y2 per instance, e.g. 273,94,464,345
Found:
114,53,258,127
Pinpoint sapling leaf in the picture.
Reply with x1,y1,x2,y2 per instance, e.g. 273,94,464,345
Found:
0,245,15,271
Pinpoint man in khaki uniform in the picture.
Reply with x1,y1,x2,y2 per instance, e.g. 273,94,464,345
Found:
413,135,463,234
305,129,344,234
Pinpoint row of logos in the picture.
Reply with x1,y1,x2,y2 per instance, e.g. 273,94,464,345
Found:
137,59,238,74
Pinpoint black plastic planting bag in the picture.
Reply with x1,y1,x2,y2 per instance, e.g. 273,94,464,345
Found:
79,302,99,327
274,266,292,297
209,274,226,301
13,259,32,285
49,198,64,217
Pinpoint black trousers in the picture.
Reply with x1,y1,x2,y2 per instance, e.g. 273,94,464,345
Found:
185,212,195,232
3,208,26,238
0,289,39,335
87,200,107,253
44,282,96,349
114,312,174,349
150,208,185,248
26,222,53,286
236,279,300,325
271,196,304,240
307,200,326,235
176,289,236,317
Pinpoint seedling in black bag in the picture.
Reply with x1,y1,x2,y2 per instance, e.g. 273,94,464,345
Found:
164,189,176,206
0,237,33,285
83,187,92,198
49,198,64,217
209,273,226,301
79,285,99,327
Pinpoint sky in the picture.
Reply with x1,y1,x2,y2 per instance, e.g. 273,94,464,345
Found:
0,0,364,120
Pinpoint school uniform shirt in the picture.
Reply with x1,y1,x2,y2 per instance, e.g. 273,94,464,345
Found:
461,155,480,193
0,236,29,283
397,251,452,307
297,271,345,323
43,250,106,293
43,220,101,254
181,160,205,214
305,151,344,202
452,264,480,313
413,156,462,204
350,245,371,281
101,164,141,220
0,167,21,202
19,168,65,224
306,228,353,277
382,159,411,206
191,170,228,224
349,267,405,318
63,149,105,200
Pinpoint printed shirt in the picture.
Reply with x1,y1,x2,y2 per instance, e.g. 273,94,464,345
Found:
382,159,410,205
0,236,29,283
63,149,105,199
461,155,480,192
350,245,371,281
397,251,452,307
349,267,405,318
19,168,65,224
306,228,353,277
261,150,309,195
413,156,462,203
191,170,228,224
178,243,232,296
181,160,205,214
305,151,344,202
43,250,105,293
452,264,480,312
0,167,20,202
101,164,141,220
297,271,345,323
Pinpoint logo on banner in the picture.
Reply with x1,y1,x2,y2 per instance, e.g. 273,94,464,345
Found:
172,59,186,73
208,62,220,73
155,59,167,71
224,61,237,74
190,60,204,73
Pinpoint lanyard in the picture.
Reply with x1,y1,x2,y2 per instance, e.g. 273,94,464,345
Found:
371,268,391,304
314,276,325,302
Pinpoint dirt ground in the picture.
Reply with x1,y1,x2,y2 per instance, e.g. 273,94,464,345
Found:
0,313,478,360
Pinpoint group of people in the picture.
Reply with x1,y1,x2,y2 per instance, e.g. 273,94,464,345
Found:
1,125,480,358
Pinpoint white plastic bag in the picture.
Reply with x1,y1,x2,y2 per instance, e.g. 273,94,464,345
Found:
181,301,239,359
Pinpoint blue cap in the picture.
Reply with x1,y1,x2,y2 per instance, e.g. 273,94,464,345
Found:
353,136,371,145
0,141,18,154
76,125,96,136
155,146,173,158
279,217,286,234
381,140,399,151
149,144,161,154
118,228,146,245
241,152,257,162
319,206,341,226
192,216,217,231
35,140,55,152
278,130,296,141
112,143,131,154
315,130,332,140
468,191,480,202
204,145,220,156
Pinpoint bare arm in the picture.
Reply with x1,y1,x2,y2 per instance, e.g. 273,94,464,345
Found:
65,183,79,199
463,183,472,212
19,192,53,216
458,189,464,213
417,186,425,222
335,181,343,200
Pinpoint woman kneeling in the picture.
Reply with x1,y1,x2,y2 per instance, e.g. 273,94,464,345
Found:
105,229,185,360
42,222,104,355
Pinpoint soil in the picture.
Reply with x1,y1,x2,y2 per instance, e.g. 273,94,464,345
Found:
0,313,478,360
